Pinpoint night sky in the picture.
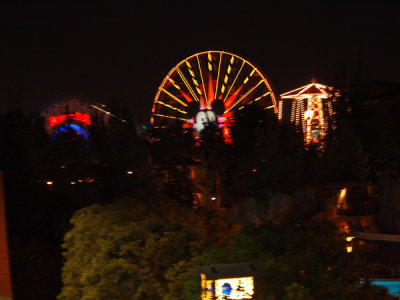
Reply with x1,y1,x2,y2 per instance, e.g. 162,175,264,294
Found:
1,1,399,121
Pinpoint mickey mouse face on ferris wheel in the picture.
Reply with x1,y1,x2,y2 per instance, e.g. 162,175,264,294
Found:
193,110,216,133
187,100,225,133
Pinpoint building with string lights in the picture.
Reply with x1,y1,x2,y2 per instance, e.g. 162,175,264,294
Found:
278,82,339,146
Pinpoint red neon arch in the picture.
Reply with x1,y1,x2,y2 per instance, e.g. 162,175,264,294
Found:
50,112,91,127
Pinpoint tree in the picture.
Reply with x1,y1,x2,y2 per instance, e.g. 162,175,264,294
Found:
58,192,235,300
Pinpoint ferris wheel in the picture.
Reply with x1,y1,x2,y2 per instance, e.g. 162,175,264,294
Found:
150,51,278,139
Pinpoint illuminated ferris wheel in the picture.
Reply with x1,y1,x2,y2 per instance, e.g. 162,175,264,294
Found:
151,51,278,139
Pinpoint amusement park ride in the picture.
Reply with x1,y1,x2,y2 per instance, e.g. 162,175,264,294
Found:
279,82,339,146
150,51,278,143
41,96,126,140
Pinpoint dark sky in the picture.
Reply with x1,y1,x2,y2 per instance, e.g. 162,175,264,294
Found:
1,1,399,121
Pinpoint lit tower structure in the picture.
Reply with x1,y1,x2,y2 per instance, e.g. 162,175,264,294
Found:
278,82,339,146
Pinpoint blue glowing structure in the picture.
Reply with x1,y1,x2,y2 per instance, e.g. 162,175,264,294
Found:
53,124,89,140
209,282,215,293
222,282,232,295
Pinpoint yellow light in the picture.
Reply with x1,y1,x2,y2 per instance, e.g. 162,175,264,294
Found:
189,69,195,77
346,236,354,242
193,79,199,86
221,85,225,93
201,274,214,300
252,92,270,103
196,55,208,105
214,52,223,100
250,68,256,76
78,179,83,183
230,56,235,64
224,75,228,84
243,77,249,84
46,181,53,185
347,246,353,253
223,60,245,103
208,52,212,61
337,188,348,210
278,101,283,120
176,67,199,102
208,62,212,71
196,87,203,95
161,88,188,107
186,60,192,68
227,65,232,74
156,100,187,114
71,181,76,185
153,113,189,122
167,77,181,90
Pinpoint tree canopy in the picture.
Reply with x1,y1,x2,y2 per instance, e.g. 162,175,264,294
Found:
58,192,235,300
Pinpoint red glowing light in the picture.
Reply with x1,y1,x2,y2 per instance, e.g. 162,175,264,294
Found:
224,85,244,110
208,73,215,103
222,127,233,144
180,90,193,103
50,112,91,127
